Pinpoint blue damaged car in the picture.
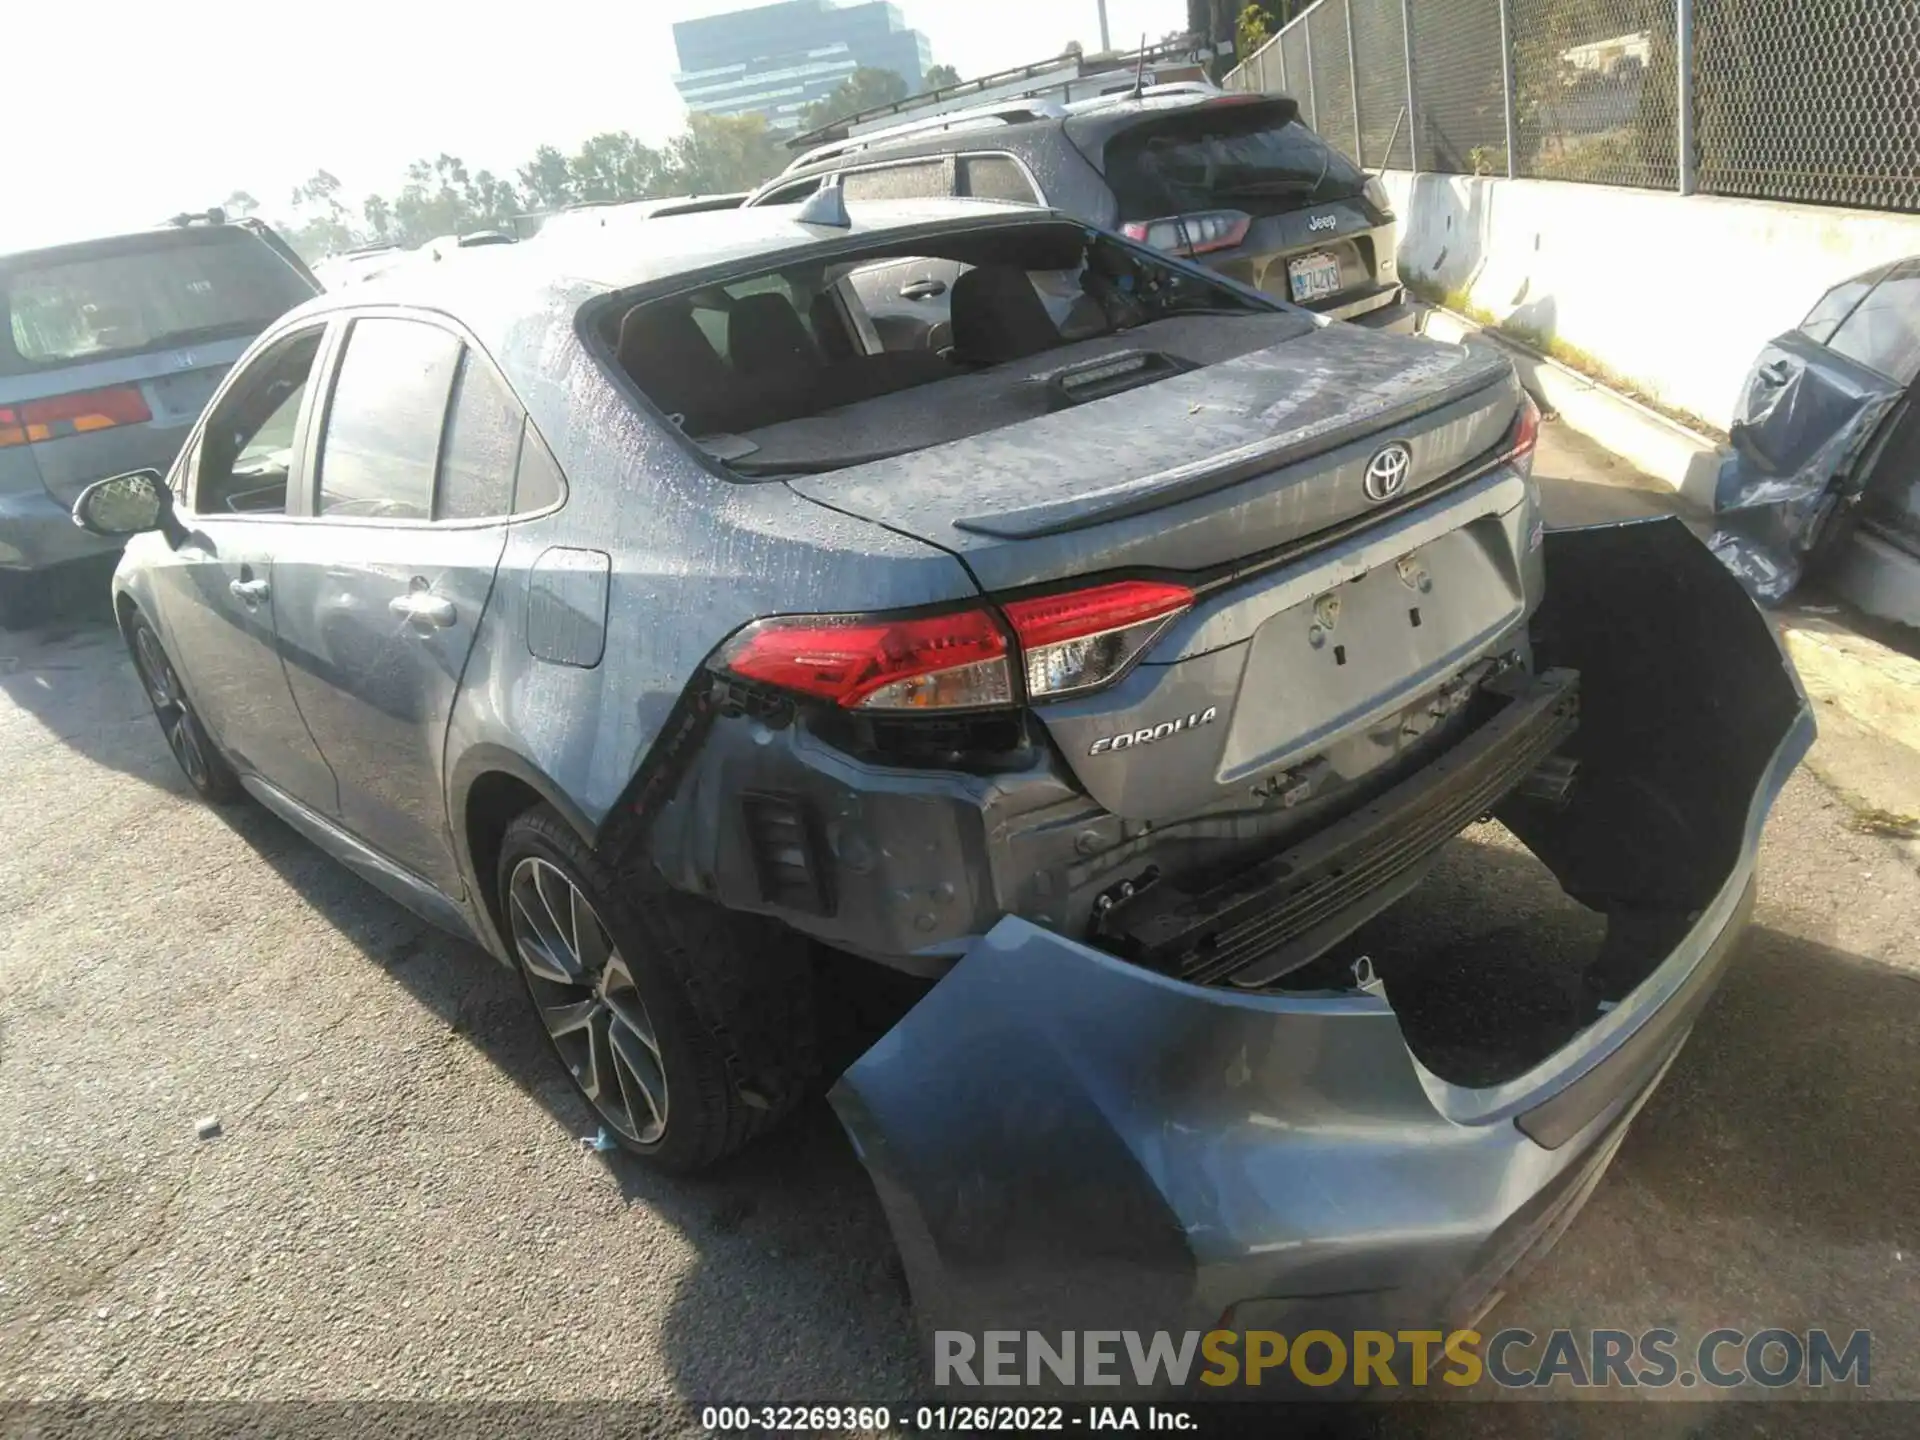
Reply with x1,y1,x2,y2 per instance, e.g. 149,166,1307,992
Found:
70,195,1812,1357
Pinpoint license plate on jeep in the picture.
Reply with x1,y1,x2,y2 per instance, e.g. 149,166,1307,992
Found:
1287,252,1343,302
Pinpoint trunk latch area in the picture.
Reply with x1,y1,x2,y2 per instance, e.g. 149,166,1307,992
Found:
1092,668,1581,988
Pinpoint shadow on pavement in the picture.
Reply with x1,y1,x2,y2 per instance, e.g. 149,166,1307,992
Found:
210,796,925,1397
0,560,184,792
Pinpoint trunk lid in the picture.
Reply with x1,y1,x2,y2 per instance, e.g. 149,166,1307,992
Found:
790,321,1525,822
786,321,1516,591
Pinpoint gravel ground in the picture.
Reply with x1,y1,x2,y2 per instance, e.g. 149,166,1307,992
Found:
2,459,1917,1420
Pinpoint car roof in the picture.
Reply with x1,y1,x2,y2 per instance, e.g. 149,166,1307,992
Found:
0,217,280,267
769,90,1296,190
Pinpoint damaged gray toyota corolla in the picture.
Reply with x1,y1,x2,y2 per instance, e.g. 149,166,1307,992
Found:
77,198,1812,1358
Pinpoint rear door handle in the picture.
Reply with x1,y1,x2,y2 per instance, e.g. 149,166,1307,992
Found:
390,591,457,630
229,578,270,603
899,278,947,300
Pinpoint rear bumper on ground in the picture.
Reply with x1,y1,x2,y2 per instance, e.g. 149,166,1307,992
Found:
0,485,122,572
825,518,1814,1389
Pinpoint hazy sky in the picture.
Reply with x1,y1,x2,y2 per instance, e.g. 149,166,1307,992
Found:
7,0,1185,253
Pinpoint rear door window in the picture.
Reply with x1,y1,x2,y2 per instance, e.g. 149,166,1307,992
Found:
1827,269,1920,385
1,228,315,374
961,154,1042,204
1098,104,1367,221
315,317,461,520
841,159,955,201
435,350,525,521
1798,275,1875,346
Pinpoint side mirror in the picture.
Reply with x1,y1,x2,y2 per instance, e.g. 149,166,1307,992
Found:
72,469,173,539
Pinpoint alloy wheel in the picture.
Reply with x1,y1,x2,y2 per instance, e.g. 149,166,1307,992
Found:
132,626,211,791
508,855,668,1145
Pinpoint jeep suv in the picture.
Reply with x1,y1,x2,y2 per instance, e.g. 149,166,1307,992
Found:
745,88,1411,342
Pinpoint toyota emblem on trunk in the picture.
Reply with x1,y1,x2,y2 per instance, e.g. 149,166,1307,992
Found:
1364,442,1412,502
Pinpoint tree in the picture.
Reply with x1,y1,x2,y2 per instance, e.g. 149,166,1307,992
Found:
1236,4,1273,61
1062,39,1085,59
222,189,260,218
286,170,357,261
567,132,665,204
801,66,910,130
921,63,961,91
662,112,787,195
362,193,394,243
517,144,576,211
390,154,488,244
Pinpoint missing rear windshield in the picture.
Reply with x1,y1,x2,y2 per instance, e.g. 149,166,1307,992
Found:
1,227,315,375
602,219,1290,476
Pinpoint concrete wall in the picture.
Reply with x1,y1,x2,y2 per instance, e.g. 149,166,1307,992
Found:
1379,171,1920,432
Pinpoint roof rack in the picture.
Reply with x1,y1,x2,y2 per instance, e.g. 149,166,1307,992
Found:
784,34,1215,153
779,99,1071,175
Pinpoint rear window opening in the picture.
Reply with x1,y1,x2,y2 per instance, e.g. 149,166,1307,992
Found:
1091,99,1370,222
599,219,1292,476
0,227,315,375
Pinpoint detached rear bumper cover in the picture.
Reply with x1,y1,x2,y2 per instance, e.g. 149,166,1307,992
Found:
829,518,1813,1351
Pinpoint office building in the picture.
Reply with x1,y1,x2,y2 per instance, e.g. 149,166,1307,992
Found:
673,0,933,133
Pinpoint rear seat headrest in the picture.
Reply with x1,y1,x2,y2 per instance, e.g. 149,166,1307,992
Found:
950,264,1059,365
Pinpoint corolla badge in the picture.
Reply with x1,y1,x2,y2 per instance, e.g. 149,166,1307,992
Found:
1364,442,1413,502
1088,706,1218,756
1308,213,1338,231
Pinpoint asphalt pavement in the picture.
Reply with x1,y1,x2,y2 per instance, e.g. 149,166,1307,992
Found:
1,430,1916,1423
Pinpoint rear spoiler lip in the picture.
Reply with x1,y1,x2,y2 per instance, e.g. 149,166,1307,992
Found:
953,360,1514,540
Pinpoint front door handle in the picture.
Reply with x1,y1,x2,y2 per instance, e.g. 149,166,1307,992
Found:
229,578,270,603
899,278,947,300
390,591,457,630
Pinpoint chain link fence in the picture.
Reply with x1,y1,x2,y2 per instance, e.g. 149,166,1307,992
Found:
1227,0,1920,214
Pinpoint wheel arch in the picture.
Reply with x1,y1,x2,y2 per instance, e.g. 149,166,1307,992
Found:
449,745,598,965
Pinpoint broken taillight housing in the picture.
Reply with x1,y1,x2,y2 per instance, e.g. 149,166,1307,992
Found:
1002,580,1194,701
1503,394,1542,479
717,580,1194,712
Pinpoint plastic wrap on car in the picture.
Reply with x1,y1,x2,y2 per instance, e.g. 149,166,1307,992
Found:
1707,331,1907,603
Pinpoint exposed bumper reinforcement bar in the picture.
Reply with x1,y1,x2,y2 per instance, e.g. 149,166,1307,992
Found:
1096,667,1581,987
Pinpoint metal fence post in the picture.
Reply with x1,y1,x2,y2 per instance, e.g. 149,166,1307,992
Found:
1306,21,1319,129
1676,0,1697,194
1497,0,1519,178
1345,0,1365,163
1400,0,1419,172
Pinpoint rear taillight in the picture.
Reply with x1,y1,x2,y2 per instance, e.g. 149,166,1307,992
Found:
1119,210,1252,256
717,579,1195,713
1003,580,1194,700
0,385,152,449
717,609,1012,711
1502,394,1542,477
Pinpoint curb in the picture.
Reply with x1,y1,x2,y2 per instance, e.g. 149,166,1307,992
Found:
1417,307,1723,509
1776,609,1920,758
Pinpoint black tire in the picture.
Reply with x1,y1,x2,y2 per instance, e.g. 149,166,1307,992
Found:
497,804,816,1172
125,612,244,803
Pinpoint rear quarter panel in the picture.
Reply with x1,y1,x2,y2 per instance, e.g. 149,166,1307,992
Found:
440,299,979,941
